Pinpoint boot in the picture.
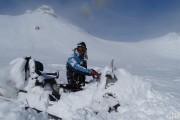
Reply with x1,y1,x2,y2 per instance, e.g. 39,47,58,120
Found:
49,84,60,101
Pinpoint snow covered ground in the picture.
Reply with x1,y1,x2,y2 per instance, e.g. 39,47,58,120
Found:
0,5,180,120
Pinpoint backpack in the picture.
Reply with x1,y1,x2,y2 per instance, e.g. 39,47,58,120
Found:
35,60,44,71
24,57,44,80
24,56,31,81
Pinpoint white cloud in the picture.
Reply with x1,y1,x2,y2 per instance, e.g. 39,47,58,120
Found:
81,3,92,18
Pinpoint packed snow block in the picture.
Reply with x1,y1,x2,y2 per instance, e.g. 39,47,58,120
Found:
0,99,49,120
18,87,49,112
23,78,37,91
105,60,118,89
103,92,120,113
105,70,117,89
106,69,153,105
91,67,153,116
9,58,27,89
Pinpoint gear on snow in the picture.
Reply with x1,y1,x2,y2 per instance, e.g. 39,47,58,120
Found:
12,56,61,101
1,56,117,120
2,42,118,120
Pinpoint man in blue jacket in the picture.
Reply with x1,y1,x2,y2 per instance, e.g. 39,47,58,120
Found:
66,42,99,89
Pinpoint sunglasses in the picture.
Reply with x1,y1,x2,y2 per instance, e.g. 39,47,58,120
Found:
77,46,87,52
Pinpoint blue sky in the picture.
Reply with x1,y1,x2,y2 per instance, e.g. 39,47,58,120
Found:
0,0,180,41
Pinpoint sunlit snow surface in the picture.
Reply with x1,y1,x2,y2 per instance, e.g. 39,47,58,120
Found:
0,5,180,120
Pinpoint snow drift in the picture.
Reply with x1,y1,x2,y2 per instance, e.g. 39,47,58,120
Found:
1,57,178,120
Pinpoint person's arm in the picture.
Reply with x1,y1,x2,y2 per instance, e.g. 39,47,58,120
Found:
67,57,92,74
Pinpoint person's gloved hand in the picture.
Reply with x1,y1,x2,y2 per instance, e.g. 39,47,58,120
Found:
90,69,99,76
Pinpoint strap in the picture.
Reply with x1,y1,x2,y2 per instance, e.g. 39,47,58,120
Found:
24,56,31,81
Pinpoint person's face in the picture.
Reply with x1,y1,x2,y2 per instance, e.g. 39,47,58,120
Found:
77,46,87,55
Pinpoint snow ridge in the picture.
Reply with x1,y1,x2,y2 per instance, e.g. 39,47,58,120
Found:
34,5,57,17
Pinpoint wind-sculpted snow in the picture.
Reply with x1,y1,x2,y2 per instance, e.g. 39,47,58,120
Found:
33,5,57,17
94,68,177,120
9,58,26,89
96,67,153,106
0,67,18,98
0,62,179,120
0,100,48,120
46,67,177,120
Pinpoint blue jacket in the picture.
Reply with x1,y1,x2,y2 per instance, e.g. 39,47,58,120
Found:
67,51,92,74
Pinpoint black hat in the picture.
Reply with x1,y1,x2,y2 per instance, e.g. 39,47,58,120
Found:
77,42,86,48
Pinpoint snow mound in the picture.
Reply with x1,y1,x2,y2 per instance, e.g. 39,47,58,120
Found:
46,67,176,120
91,67,177,120
9,58,26,89
0,66,18,98
33,5,57,17
18,87,49,112
0,100,48,120
0,64,178,120
99,67,153,106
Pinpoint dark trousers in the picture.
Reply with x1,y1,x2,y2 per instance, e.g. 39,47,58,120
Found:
35,78,60,101
67,72,86,89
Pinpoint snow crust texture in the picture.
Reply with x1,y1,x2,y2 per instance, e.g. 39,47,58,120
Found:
33,5,57,17
1,60,178,120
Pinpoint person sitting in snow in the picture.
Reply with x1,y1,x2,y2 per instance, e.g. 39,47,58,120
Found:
66,42,99,90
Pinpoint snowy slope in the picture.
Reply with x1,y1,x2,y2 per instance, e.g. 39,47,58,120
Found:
0,5,180,120
1,6,180,67
0,5,116,66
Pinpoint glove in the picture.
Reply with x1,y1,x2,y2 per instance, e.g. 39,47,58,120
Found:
90,69,99,76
